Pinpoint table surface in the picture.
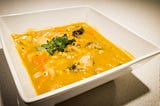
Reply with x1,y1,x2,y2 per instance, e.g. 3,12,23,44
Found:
0,0,160,106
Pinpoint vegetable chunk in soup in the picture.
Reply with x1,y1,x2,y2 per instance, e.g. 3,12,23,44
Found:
12,22,134,95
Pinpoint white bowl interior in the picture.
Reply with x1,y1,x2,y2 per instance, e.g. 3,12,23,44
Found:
0,6,159,103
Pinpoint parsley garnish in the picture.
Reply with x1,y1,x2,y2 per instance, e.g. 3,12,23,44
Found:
36,34,75,55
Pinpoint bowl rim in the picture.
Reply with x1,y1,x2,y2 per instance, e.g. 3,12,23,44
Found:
0,5,160,103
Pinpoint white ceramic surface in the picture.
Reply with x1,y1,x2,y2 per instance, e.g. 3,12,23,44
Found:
0,6,159,103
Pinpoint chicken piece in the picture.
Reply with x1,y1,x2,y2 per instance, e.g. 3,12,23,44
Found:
86,42,103,50
68,55,94,72
79,55,94,67
37,36,49,44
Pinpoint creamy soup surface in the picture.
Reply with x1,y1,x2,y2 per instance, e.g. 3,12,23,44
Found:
12,22,134,95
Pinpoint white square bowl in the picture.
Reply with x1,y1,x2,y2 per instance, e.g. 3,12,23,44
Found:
0,6,159,104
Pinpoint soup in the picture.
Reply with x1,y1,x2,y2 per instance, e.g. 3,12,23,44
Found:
12,22,134,95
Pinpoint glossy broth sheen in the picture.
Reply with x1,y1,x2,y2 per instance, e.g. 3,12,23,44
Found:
12,22,134,95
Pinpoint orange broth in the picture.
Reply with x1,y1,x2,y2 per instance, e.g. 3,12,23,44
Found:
12,22,134,95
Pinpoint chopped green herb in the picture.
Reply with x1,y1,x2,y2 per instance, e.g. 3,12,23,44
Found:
36,46,45,51
36,34,75,55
